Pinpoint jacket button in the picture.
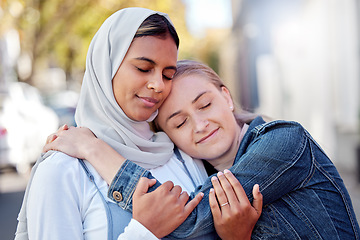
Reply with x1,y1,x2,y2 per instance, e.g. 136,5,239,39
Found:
113,191,123,202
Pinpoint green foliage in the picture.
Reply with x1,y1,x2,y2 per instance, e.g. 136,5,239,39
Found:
1,0,187,83
1,0,227,86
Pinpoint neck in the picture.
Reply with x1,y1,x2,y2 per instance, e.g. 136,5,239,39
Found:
213,159,235,172
209,125,242,172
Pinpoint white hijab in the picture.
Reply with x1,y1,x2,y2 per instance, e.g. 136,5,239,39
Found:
15,9,176,239
75,7,175,169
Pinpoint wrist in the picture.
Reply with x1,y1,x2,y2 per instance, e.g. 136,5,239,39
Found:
84,137,104,160
88,138,126,184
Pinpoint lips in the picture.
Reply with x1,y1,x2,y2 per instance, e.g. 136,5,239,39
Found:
137,96,160,108
196,127,219,144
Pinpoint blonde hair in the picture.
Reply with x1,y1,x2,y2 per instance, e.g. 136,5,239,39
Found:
173,60,259,125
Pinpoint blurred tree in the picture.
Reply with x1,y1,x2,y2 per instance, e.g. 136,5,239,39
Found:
1,0,227,88
1,0,188,86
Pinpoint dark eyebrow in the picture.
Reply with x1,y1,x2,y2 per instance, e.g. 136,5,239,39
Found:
166,91,208,122
165,66,177,71
135,57,177,71
135,57,156,65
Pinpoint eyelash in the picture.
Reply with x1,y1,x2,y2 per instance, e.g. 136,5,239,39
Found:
137,67,149,73
176,119,187,129
200,103,211,109
175,103,211,129
163,75,173,81
137,67,173,80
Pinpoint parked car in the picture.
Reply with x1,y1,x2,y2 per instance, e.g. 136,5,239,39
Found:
43,90,78,127
0,82,59,173
0,124,9,168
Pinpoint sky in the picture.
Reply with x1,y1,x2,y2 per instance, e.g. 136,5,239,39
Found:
183,0,233,36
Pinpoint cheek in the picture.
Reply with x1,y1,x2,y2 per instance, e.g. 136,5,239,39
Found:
168,130,192,151
222,115,238,139
113,79,130,102
112,82,122,105
163,81,172,98
164,127,180,141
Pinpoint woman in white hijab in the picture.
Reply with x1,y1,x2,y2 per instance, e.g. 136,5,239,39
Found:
15,7,210,240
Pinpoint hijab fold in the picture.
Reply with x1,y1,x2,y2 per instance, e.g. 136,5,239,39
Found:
15,9,175,240
75,7,174,169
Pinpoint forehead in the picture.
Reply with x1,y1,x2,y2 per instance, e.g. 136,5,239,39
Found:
126,36,177,62
159,74,213,110
172,74,211,96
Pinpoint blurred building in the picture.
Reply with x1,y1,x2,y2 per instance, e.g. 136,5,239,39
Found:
220,0,360,169
0,29,20,91
0,28,60,172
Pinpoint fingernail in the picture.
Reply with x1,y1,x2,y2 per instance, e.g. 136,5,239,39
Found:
211,176,217,181
224,169,231,174
50,135,57,142
217,172,224,177
210,188,214,193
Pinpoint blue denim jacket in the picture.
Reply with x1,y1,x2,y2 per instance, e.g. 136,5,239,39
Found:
108,117,360,239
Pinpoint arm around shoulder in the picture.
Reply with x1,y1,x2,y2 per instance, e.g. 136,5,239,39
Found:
230,120,310,204
85,137,127,184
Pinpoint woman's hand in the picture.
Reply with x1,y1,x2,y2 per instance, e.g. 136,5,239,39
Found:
43,125,126,184
44,124,69,147
133,177,204,239
209,170,262,240
43,125,97,160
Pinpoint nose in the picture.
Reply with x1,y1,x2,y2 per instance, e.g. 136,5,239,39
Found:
193,117,209,133
147,74,164,93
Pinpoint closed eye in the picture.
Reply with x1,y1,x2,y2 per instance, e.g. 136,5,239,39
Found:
136,67,150,73
163,69,176,81
200,103,211,109
163,75,173,80
176,119,187,128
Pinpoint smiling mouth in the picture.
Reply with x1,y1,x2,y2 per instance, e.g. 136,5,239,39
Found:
196,128,219,144
137,96,160,107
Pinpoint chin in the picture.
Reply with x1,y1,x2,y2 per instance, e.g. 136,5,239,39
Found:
129,109,155,122
136,115,152,122
128,113,150,122
208,147,230,159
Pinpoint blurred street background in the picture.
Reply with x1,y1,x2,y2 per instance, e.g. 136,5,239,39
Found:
1,0,360,239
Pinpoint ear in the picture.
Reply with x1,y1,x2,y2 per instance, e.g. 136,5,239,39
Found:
220,86,234,111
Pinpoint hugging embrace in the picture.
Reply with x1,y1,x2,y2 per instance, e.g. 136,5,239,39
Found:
16,7,359,240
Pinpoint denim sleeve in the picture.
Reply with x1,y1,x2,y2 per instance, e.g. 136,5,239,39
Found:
229,121,311,204
171,121,310,238
107,160,161,210
108,121,312,239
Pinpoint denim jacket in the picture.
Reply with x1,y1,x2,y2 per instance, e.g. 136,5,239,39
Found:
108,117,360,239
